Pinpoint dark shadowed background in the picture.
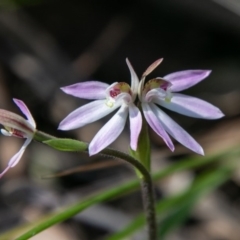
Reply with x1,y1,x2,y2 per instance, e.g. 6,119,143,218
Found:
0,0,240,239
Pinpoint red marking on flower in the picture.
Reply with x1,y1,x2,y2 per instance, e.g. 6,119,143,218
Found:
160,82,169,91
110,89,121,98
11,129,24,138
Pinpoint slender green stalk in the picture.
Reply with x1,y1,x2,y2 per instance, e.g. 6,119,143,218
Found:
34,130,56,142
34,130,157,240
101,148,151,182
35,131,152,189
106,164,235,240
127,107,157,239
101,149,157,239
141,176,157,240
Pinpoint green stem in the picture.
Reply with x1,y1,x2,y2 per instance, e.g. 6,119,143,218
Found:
35,131,151,181
128,106,156,239
34,130,56,142
101,148,151,182
141,176,157,240
34,130,157,240
101,149,157,240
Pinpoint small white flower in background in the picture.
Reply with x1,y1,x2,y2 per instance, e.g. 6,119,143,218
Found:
59,59,142,155
0,99,36,178
138,59,224,155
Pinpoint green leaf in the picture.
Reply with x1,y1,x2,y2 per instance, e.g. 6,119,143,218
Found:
159,200,194,238
158,166,232,238
107,165,234,240
2,147,239,240
9,176,141,240
43,138,88,152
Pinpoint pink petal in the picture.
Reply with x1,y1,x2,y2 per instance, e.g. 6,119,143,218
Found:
139,59,164,97
0,138,32,178
151,104,204,155
58,100,119,130
0,166,10,179
129,104,142,150
61,81,109,99
8,138,32,167
89,104,129,155
155,93,224,119
142,58,163,78
164,70,211,92
13,99,36,128
142,103,174,151
0,110,34,136
8,147,26,168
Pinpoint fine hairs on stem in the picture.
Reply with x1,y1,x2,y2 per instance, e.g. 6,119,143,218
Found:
141,177,157,240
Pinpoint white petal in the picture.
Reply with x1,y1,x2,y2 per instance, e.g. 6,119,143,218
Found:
59,100,120,130
164,70,211,92
129,104,142,150
150,104,204,155
89,104,129,155
0,166,10,179
13,98,36,128
115,92,133,105
1,129,12,136
0,138,31,177
142,103,174,151
155,93,224,119
145,88,167,102
61,81,109,99
126,58,139,100
8,138,32,167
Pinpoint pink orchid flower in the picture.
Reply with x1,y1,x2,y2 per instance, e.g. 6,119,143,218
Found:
138,59,224,155
0,99,36,178
59,59,142,155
